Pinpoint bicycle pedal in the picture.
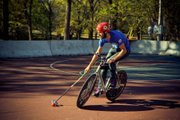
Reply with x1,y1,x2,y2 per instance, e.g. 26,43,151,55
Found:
93,90,103,97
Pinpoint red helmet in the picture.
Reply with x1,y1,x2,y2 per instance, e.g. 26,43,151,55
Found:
96,22,110,33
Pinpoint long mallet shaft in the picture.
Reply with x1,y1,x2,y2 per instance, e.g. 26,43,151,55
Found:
51,72,87,106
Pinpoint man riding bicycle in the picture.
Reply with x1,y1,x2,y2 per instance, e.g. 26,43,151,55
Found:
85,22,130,96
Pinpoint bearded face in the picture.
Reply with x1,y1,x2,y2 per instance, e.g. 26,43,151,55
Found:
99,32,107,39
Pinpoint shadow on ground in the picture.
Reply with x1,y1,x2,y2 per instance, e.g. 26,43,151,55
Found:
0,55,180,98
82,99,180,112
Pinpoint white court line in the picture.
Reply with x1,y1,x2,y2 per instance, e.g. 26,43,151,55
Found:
49,59,80,76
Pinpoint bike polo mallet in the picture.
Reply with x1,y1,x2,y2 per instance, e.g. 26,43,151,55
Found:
51,71,87,107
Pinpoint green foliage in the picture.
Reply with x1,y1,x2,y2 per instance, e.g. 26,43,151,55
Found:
163,0,180,40
0,0,3,33
3,0,180,40
32,0,49,32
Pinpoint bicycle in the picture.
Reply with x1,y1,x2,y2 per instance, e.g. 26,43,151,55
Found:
76,55,127,108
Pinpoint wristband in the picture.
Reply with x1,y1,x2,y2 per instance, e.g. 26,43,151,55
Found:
94,53,100,56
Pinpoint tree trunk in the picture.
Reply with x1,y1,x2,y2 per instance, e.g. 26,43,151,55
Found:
157,0,163,40
64,0,71,40
77,10,81,40
3,0,9,40
24,0,33,40
28,0,33,40
89,28,93,40
88,0,95,40
48,2,52,40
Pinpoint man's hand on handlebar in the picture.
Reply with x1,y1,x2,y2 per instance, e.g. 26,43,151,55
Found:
84,65,91,73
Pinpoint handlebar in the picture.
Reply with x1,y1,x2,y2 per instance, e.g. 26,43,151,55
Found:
79,55,108,76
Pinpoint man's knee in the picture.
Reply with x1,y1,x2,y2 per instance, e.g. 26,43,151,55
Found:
109,62,116,71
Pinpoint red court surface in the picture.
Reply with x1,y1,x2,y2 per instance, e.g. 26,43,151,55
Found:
0,54,180,120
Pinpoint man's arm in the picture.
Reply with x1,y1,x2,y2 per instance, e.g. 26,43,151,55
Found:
85,46,102,72
107,43,127,63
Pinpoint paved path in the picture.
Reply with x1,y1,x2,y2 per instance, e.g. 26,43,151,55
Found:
0,54,180,120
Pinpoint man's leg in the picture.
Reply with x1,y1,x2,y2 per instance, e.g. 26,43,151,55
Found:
94,48,115,96
106,47,118,88
109,61,117,87
94,69,107,97
106,47,130,88
109,50,130,88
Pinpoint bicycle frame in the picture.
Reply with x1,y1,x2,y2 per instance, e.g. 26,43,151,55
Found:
93,57,114,92
77,55,128,108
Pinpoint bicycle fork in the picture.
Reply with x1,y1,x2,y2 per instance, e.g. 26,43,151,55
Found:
96,67,112,92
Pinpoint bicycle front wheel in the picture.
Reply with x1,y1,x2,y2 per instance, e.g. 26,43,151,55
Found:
76,74,97,108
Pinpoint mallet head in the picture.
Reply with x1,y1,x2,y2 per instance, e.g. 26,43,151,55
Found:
51,100,59,107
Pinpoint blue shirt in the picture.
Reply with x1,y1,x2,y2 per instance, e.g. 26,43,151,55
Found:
99,30,130,52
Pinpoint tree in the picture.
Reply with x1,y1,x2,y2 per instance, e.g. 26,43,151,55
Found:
29,0,33,40
72,0,102,40
70,0,83,39
64,0,71,40
39,0,54,40
24,0,33,40
8,0,35,40
3,0,179,41
87,0,101,39
163,0,180,41
3,0,9,40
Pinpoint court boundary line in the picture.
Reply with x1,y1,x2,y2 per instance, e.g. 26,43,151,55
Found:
49,59,80,76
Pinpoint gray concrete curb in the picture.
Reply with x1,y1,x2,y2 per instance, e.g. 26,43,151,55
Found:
0,40,179,58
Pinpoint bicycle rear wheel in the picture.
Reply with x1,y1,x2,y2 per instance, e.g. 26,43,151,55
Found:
76,74,97,108
106,70,127,102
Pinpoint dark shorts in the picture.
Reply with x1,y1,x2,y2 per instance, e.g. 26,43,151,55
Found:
101,47,130,80
106,47,130,62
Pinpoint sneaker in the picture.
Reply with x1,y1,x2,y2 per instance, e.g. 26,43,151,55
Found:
93,88,103,97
